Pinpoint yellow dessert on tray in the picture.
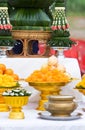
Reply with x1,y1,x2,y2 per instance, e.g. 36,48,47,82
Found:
25,55,71,83
75,74,85,89
0,74,19,88
0,64,20,112
0,63,19,81
75,74,85,95
25,55,72,110
0,63,20,88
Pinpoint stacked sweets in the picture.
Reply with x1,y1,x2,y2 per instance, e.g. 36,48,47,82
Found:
26,55,71,83
0,63,19,87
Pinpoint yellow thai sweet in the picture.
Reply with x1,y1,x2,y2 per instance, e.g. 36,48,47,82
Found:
76,75,85,89
26,56,71,83
0,74,18,87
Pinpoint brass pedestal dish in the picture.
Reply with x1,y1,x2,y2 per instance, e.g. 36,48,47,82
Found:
4,96,29,119
29,82,68,111
0,88,10,112
0,86,19,112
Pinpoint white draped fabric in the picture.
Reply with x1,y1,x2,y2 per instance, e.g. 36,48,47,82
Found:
0,57,85,130
0,109,85,130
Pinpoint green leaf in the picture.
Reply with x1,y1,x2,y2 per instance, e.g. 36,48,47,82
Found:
8,0,54,8
10,8,52,27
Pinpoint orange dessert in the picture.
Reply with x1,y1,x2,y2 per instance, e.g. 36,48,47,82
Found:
0,63,19,81
4,68,14,75
26,55,71,83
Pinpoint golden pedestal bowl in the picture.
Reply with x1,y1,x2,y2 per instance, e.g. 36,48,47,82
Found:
29,81,69,111
0,87,18,112
0,88,10,112
3,96,29,119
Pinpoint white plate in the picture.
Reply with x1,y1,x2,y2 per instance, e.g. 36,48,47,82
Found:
38,111,81,121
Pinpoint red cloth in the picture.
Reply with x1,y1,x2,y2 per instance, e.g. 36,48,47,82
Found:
64,38,85,74
38,38,85,74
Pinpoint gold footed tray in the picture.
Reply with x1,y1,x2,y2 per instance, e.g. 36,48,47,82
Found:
0,88,11,112
9,112,24,119
3,96,29,119
29,82,69,111
0,86,19,112
0,103,9,112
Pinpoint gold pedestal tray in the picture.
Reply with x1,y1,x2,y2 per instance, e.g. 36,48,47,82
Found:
29,82,68,111
4,96,29,119
0,88,10,112
0,86,19,112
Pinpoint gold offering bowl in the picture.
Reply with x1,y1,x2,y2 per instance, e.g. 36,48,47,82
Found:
0,87,16,112
29,82,69,111
44,95,77,117
3,96,29,119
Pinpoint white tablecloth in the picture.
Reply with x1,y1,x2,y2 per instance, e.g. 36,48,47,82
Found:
0,57,81,79
0,57,85,130
0,57,82,103
0,108,85,130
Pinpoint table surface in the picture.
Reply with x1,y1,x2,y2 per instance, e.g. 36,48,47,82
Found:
0,108,85,130
0,57,84,130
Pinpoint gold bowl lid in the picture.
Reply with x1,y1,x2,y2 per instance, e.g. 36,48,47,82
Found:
48,95,75,101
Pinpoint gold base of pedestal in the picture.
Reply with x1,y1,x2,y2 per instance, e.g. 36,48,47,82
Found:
9,111,24,119
29,82,64,111
4,96,29,119
36,91,60,111
37,100,47,111
0,104,9,112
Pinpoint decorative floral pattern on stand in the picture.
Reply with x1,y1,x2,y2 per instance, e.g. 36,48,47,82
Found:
0,7,12,30
51,7,69,31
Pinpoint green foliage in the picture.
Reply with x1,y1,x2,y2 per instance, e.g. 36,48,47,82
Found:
0,36,15,46
8,0,54,8
9,8,52,27
0,0,8,6
55,0,65,7
0,0,7,2
47,30,75,47
48,36,75,47
0,30,11,36
66,0,85,14
52,30,70,37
